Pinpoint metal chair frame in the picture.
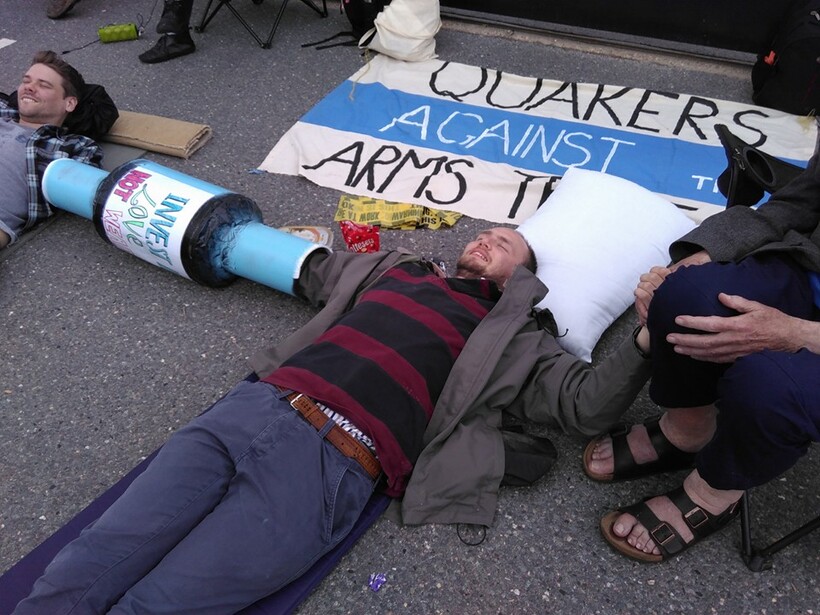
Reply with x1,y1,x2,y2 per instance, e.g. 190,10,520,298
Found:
740,493,820,571
195,0,328,49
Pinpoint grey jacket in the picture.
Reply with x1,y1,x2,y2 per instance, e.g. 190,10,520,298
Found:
249,249,651,526
671,150,820,270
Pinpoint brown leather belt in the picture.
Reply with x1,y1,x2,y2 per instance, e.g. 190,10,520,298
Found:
285,391,381,480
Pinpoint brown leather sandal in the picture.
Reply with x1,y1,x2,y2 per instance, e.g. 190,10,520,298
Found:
600,485,741,562
583,417,696,482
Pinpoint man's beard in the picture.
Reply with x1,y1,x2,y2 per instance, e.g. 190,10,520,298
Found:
454,255,486,279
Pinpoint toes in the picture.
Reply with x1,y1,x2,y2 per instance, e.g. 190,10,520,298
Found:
612,512,637,538
630,525,659,555
584,436,615,478
586,438,614,476
590,438,613,461
613,512,660,555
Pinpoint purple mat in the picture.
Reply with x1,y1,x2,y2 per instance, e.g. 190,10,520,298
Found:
0,376,389,614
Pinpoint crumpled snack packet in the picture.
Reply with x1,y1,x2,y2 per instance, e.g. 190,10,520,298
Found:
339,220,380,253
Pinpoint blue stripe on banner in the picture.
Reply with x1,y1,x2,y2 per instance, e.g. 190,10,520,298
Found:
302,81,806,206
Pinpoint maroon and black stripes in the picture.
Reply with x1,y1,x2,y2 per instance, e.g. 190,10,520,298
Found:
265,263,499,496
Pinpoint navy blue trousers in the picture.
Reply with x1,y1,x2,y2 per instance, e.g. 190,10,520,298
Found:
646,254,820,490
15,381,377,615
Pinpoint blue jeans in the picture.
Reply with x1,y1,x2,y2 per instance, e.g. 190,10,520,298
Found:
15,381,377,615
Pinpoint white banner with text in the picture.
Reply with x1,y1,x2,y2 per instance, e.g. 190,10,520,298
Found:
261,55,818,224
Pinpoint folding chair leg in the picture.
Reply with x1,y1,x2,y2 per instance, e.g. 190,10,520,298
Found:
298,0,327,18
263,0,292,48
740,492,820,572
263,0,327,48
195,0,223,34
196,0,327,49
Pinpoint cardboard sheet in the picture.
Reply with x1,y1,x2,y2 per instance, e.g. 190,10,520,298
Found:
102,110,212,159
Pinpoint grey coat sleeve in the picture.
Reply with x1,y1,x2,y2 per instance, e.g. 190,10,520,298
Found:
294,248,416,307
670,151,820,263
504,328,652,437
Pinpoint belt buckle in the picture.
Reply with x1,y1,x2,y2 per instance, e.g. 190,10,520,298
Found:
285,390,381,481
288,392,304,410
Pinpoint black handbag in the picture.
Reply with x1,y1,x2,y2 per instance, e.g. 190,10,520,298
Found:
714,124,805,207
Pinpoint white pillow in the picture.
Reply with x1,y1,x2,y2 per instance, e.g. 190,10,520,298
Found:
517,167,696,362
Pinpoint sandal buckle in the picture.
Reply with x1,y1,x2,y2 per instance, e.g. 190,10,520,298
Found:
650,522,676,546
684,506,709,529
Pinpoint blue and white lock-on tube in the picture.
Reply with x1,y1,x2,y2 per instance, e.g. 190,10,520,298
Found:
41,158,327,295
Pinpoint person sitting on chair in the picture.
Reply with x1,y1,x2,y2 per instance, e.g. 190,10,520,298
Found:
584,150,820,562
15,227,653,614
0,50,102,249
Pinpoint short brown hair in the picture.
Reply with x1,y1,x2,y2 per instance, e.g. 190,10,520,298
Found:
31,50,85,99
521,236,538,273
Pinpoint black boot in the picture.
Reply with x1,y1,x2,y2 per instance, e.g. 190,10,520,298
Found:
156,0,195,34
138,32,196,64
141,0,196,64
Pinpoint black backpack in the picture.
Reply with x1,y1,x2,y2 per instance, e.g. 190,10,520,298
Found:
344,0,391,40
752,1,820,116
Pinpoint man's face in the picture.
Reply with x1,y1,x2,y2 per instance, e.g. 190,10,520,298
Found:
16,63,77,128
455,227,531,289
